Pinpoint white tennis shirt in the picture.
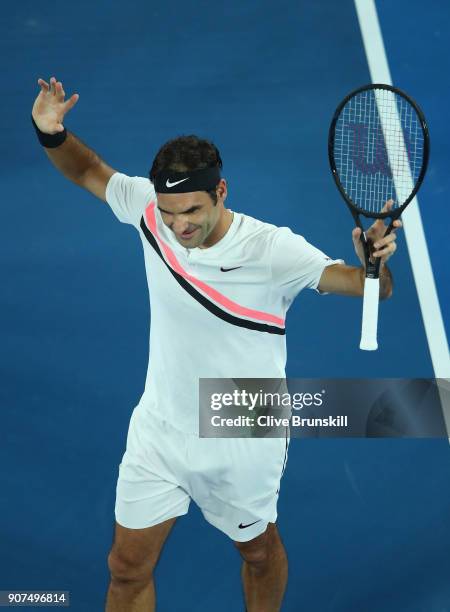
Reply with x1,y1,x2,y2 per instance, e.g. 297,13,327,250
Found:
106,172,341,433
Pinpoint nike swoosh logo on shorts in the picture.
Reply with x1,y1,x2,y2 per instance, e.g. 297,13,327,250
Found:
238,520,261,529
220,266,242,272
166,177,190,188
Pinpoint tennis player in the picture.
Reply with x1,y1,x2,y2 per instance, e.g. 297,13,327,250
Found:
31,77,401,612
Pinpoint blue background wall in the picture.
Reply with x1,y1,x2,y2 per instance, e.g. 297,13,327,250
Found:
1,1,449,610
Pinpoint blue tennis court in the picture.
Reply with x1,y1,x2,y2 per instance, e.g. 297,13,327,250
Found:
2,0,449,610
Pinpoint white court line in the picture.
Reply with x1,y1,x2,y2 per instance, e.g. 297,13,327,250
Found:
354,0,450,380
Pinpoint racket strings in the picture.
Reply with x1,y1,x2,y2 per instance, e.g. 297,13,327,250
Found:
333,88,425,214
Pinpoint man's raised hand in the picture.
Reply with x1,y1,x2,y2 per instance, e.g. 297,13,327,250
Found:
32,77,79,135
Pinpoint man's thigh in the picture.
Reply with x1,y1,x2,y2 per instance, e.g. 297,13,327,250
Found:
115,407,191,530
190,435,289,542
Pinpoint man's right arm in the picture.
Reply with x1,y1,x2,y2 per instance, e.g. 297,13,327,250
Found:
42,131,116,202
32,76,116,202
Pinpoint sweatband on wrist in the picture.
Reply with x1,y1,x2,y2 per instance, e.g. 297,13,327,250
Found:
152,166,221,193
31,115,67,148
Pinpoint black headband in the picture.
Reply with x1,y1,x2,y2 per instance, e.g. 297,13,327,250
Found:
152,166,221,194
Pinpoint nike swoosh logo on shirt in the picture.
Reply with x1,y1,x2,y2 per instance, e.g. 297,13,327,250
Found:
238,520,261,529
166,177,190,188
220,266,242,272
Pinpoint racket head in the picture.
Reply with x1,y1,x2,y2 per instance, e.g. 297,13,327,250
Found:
328,83,430,220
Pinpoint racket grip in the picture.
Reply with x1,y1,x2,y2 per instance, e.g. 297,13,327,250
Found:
359,277,380,351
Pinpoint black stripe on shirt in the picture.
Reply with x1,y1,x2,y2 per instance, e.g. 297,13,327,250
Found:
140,217,285,336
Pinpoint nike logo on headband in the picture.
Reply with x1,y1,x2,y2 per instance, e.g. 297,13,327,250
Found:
166,177,190,188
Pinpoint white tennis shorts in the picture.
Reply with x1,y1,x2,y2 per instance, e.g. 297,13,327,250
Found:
115,405,289,542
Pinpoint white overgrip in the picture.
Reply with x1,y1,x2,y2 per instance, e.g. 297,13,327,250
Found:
360,277,380,351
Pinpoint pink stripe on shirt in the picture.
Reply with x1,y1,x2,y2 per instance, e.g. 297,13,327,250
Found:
144,202,285,327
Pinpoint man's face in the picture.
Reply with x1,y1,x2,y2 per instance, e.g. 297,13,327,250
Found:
157,181,226,248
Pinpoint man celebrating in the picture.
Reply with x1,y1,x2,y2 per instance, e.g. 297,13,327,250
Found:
32,77,401,612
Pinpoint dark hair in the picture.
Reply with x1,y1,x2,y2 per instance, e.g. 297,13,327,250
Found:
149,135,223,204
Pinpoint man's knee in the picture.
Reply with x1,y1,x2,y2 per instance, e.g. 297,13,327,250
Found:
234,527,270,569
108,549,154,585
107,518,175,586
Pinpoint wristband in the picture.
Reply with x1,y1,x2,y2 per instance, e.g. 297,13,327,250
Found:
31,115,67,148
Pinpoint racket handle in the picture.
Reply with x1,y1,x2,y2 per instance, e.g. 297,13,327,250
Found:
359,277,380,351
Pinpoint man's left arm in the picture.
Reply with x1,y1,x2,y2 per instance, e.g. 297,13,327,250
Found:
317,262,393,299
318,201,402,299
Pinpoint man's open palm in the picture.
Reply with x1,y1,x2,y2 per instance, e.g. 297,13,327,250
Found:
32,76,79,135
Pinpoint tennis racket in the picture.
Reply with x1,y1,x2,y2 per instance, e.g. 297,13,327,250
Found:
328,84,430,350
